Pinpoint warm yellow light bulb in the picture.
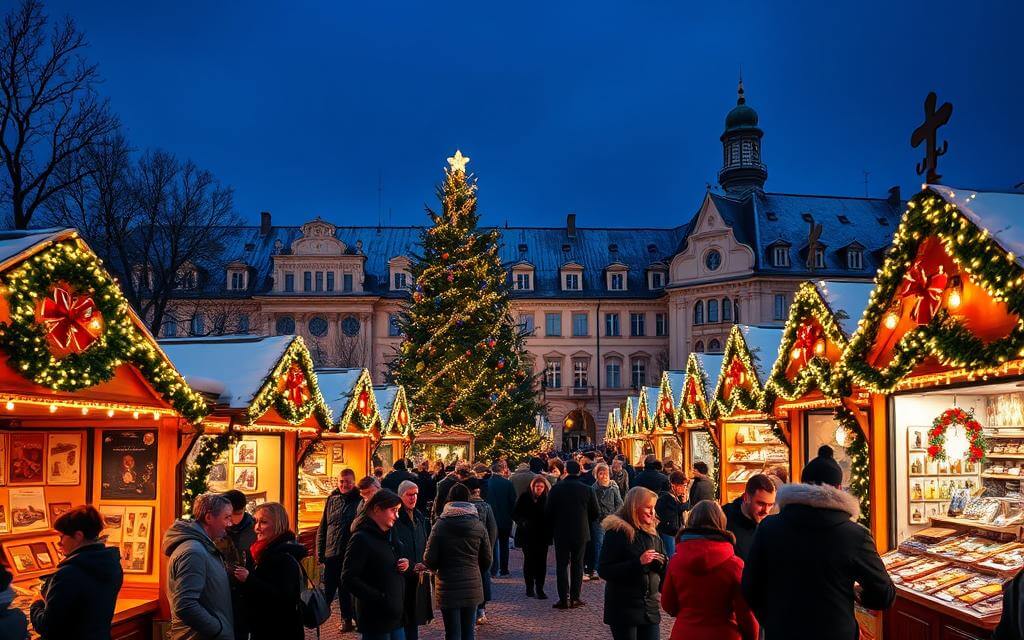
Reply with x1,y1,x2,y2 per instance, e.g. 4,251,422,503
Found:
791,348,802,361
132,411,140,420
814,340,826,356
106,409,115,418
81,407,89,415
4,401,13,411
948,289,962,309
884,312,899,330
49,403,57,413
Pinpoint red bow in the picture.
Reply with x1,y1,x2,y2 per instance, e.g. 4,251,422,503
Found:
794,323,823,364
686,378,698,404
283,363,310,407
39,286,101,352
727,357,746,388
358,389,372,416
897,261,947,324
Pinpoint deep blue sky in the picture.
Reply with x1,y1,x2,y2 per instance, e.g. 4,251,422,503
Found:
45,1,1022,229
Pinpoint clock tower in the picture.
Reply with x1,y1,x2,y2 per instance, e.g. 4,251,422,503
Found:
718,79,767,195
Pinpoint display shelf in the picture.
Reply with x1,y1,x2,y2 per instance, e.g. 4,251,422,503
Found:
981,473,1024,480
982,433,1024,439
910,473,981,478
986,454,1024,460
928,514,1023,536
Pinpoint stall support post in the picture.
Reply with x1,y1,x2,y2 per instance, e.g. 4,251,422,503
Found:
869,394,890,551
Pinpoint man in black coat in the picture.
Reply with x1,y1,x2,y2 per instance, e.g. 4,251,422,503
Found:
995,568,1024,640
633,455,670,493
486,461,517,576
722,473,776,561
742,446,895,640
688,461,716,505
545,460,599,609
433,464,473,519
316,468,361,632
414,460,438,514
382,459,417,493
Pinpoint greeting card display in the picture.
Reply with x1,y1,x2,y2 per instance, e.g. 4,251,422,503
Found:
10,487,48,532
302,454,327,476
100,505,125,544
46,432,81,485
119,505,153,573
233,467,257,492
9,432,45,484
100,430,158,500
48,502,72,523
0,497,9,534
233,439,258,465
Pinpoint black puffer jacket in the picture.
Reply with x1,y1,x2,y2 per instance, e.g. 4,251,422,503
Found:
598,515,666,627
30,542,124,640
512,491,552,548
342,519,405,634
0,587,27,640
545,475,599,546
741,483,895,640
317,487,361,560
241,532,306,640
393,508,433,626
655,491,689,539
424,501,492,609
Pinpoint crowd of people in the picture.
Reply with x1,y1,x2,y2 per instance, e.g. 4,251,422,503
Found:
4,444,1024,639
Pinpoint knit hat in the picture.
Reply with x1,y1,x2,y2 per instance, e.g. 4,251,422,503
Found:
801,445,843,487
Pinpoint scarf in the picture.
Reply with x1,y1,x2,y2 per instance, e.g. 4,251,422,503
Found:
250,532,290,565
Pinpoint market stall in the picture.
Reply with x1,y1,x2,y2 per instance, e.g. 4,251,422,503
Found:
0,228,210,639
627,390,655,464
372,384,413,470
296,367,377,535
763,280,874,524
837,186,1024,638
678,352,724,497
409,422,475,465
652,372,685,468
604,407,623,450
161,334,332,536
710,324,786,503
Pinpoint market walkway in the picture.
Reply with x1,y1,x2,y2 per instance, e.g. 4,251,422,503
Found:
307,545,675,639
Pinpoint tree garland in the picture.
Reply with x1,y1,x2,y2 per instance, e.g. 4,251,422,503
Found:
181,430,240,516
834,405,870,527
0,240,208,422
245,336,332,428
711,327,772,419
841,189,1024,392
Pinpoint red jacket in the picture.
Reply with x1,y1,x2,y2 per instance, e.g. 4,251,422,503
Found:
661,530,759,640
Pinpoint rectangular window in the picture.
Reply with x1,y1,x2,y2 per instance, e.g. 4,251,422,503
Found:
190,314,204,336
564,273,580,290
284,273,295,293
388,313,402,337
655,313,667,337
774,294,787,320
606,361,621,389
230,272,243,290
303,271,312,292
315,271,324,292
238,315,250,333
573,361,588,388
572,312,588,337
515,272,531,290
630,312,646,337
163,321,177,338
813,248,825,269
327,272,335,291
545,312,562,337
394,272,407,290
605,313,620,337
650,272,664,289
848,250,863,270
545,361,561,389
610,273,624,290
343,273,353,292
519,314,535,335
773,246,789,267
631,359,646,389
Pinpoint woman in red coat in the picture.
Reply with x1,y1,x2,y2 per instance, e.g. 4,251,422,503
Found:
661,500,758,640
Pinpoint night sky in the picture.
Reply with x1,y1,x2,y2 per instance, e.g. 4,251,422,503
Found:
43,0,1023,229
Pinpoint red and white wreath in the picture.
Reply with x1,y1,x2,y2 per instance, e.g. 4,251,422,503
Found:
927,407,987,463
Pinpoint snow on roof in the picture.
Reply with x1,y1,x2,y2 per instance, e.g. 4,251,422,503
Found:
664,371,686,406
0,228,71,267
928,185,1024,268
738,325,784,383
627,396,640,418
315,369,365,418
694,353,725,399
814,280,874,336
373,385,400,426
160,334,294,409
643,386,660,419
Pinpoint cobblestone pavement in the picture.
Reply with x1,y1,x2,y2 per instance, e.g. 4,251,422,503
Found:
307,545,675,639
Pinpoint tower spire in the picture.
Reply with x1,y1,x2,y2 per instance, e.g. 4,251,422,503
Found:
737,68,745,105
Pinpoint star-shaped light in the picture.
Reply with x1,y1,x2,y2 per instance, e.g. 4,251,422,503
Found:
447,150,470,173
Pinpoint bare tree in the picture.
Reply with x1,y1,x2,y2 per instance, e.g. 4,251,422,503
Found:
169,299,253,338
0,0,118,229
314,329,368,368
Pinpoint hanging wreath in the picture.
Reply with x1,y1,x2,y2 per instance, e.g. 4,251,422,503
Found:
927,407,987,463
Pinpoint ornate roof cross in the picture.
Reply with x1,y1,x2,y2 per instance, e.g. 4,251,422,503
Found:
911,92,953,184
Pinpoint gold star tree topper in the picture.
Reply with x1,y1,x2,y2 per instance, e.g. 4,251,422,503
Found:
447,149,470,173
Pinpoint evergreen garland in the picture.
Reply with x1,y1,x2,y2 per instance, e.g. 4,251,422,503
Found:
245,337,332,427
181,431,240,516
834,405,870,527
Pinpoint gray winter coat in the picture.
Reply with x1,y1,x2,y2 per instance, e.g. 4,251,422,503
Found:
509,468,536,498
424,502,492,609
593,482,624,519
162,520,234,640
469,497,498,547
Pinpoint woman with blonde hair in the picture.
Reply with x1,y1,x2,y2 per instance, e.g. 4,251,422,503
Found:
231,502,307,640
598,487,667,640
586,462,622,580
661,500,758,640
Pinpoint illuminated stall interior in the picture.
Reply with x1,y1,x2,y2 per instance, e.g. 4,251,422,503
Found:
711,324,786,502
679,352,724,494
647,379,683,469
409,422,475,465
161,335,331,532
372,384,413,469
0,229,210,639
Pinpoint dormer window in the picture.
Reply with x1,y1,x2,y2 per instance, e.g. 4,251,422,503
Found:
609,273,624,290
812,247,825,269
847,247,864,270
771,245,790,268
394,272,407,289
565,273,580,290
516,272,532,290
227,263,248,291
389,257,411,292
648,269,666,290
176,265,198,290
512,262,535,291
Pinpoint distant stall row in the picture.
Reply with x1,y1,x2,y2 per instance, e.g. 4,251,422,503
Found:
607,185,1024,639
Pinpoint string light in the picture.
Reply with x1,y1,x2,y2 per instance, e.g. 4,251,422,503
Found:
5,401,13,411
48,403,57,413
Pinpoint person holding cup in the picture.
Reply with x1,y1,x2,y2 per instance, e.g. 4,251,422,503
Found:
598,487,668,640
393,481,434,640
342,489,408,640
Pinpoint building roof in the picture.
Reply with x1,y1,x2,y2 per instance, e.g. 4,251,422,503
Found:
373,384,400,428
0,228,69,268
663,370,686,408
927,185,1024,268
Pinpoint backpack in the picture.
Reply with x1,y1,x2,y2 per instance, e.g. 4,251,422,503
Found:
292,556,330,632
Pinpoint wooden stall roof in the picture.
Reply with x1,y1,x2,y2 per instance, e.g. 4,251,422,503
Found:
315,368,380,434
161,334,331,431
413,421,475,443
711,324,782,419
374,384,413,437
839,186,1024,392
0,228,207,421
680,352,724,423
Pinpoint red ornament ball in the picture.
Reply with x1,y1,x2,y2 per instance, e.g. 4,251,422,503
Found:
442,252,450,260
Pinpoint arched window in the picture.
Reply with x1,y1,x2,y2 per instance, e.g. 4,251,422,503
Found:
694,340,705,353
734,299,740,323
722,298,732,323
708,299,719,323
693,300,704,325
709,338,722,352
276,316,295,335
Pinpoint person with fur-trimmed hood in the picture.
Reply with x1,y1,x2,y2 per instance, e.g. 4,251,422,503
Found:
741,445,895,640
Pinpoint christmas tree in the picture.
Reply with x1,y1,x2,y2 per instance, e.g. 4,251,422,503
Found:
393,151,543,460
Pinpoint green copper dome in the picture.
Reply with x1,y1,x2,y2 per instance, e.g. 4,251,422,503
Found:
724,80,759,132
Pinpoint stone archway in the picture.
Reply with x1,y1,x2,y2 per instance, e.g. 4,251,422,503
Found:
562,408,596,451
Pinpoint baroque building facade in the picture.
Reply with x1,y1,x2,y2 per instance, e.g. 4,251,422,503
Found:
161,83,902,449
